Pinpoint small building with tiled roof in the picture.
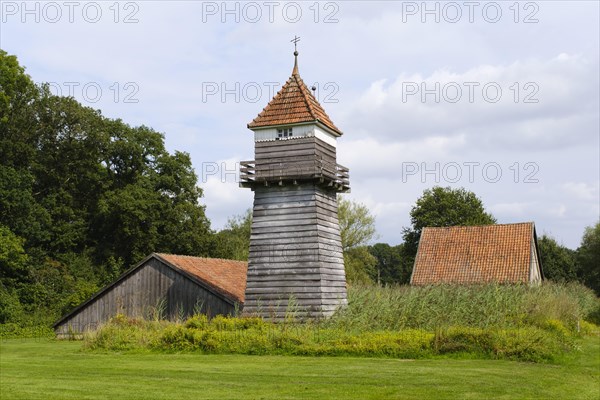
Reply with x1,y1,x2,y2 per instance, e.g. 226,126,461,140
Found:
410,222,543,286
54,253,247,336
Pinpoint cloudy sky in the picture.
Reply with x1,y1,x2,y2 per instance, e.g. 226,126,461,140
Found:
2,1,598,249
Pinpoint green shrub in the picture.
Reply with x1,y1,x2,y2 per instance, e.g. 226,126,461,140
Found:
82,282,599,362
538,319,571,339
586,303,600,325
209,315,236,331
578,320,600,336
83,315,167,351
434,327,493,355
0,323,54,339
0,288,25,324
332,330,433,358
158,325,191,351
83,317,574,362
184,314,208,330
491,328,565,363
430,326,568,362
230,316,268,331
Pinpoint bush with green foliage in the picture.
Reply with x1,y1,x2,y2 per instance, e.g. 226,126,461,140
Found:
368,243,414,285
337,198,378,284
577,221,600,295
0,323,54,339
211,210,252,261
537,234,578,282
83,283,599,363
83,314,585,363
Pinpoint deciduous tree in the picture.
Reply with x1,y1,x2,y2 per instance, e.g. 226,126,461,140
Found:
343,247,377,285
368,243,412,285
338,198,378,284
338,198,377,251
537,234,577,282
212,209,252,261
0,50,214,324
577,222,600,295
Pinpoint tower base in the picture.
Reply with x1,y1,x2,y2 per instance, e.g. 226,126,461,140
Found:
242,183,347,320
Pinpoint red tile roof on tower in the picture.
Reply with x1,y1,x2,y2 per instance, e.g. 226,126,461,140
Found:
247,53,343,136
410,222,540,285
156,253,248,303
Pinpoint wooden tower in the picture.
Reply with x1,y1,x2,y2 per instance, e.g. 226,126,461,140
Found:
240,46,350,320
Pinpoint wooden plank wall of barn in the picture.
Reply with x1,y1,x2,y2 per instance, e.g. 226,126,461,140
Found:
55,258,234,335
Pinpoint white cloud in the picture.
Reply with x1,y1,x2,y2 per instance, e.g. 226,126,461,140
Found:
2,0,598,249
342,54,598,152
560,182,598,201
201,178,253,231
547,204,568,219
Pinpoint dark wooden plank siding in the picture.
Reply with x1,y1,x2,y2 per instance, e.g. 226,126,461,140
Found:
243,182,347,320
55,258,235,335
253,137,337,181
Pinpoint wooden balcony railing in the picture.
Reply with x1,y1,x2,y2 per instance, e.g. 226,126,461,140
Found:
240,159,350,192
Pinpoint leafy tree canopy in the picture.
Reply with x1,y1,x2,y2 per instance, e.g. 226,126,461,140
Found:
337,198,378,284
537,234,577,282
367,243,413,285
0,50,213,325
577,221,600,295
212,209,252,261
343,246,377,285
338,197,377,251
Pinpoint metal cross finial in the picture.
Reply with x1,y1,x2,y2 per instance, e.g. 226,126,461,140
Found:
291,36,300,74
291,35,300,53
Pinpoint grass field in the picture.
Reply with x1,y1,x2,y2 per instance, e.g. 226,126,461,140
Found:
1,337,598,399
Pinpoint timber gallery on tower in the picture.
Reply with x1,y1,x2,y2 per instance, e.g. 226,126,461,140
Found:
240,45,350,320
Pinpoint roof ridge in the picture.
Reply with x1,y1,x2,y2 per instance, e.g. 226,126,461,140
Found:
294,73,319,121
155,252,248,264
424,222,533,230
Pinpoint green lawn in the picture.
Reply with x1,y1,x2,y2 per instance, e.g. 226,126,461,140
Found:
1,338,599,399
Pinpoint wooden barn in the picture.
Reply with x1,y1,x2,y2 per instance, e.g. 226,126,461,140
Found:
410,222,543,285
54,253,247,336
239,45,349,319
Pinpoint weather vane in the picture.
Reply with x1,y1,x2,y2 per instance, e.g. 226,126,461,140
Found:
291,35,300,53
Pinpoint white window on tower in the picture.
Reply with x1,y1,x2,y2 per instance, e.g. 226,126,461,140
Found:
277,128,293,139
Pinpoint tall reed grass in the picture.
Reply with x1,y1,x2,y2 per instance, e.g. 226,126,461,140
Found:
326,282,599,332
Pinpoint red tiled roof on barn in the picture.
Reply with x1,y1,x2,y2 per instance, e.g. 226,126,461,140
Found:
410,222,543,285
247,52,343,136
156,253,247,303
